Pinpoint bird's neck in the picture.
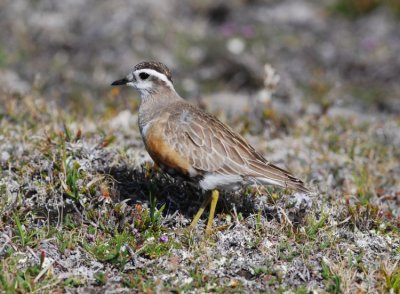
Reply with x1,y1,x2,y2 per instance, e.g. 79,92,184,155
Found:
138,88,181,129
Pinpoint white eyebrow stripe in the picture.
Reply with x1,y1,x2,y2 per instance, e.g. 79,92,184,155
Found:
135,69,174,90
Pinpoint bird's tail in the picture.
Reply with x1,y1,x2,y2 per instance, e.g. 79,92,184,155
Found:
247,159,310,193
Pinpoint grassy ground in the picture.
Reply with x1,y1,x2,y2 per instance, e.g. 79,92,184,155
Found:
0,90,399,293
1,0,400,293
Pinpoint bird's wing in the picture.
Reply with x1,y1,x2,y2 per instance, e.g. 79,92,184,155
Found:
163,103,308,192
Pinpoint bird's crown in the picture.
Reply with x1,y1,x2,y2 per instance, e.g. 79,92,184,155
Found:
133,61,172,82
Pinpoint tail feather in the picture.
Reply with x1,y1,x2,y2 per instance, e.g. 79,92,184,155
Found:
247,160,309,193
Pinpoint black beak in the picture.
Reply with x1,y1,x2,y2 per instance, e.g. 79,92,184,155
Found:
111,77,129,86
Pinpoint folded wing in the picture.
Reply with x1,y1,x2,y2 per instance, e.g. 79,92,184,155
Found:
163,102,309,193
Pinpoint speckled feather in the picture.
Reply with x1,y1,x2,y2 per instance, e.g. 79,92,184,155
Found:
144,101,309,193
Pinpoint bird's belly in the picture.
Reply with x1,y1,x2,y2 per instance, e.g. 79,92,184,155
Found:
199,173,243,191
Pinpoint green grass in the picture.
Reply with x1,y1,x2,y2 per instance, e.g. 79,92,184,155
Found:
381,266,400,293
0,254,59,293
329,0,400,18
64,159,82,201
84,231,135,268
305,213,328,240
94,271,107,286
330,0,380,18
277,241,299,262
321,260,342,294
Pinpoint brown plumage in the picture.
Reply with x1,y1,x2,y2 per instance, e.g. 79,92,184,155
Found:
143,101,309,193
112,61,309,233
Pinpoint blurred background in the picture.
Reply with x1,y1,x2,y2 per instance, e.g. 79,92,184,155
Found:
0,0,399,117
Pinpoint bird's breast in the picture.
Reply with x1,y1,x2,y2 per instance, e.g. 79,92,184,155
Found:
142,115,197,179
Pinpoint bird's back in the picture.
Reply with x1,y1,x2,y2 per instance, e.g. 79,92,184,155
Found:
141,100,309,193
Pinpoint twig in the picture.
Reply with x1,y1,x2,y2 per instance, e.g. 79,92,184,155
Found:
33,260,55,284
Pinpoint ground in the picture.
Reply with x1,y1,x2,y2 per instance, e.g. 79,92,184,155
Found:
0,0,400,293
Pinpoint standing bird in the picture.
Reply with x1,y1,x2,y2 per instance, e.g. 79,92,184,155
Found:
111,61,309,234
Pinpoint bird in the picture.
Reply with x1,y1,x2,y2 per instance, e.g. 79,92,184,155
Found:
111,61,309,234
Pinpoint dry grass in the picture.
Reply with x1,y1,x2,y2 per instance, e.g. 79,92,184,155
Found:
0,93,399,293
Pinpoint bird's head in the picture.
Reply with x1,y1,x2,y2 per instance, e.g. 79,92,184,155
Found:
111,61,174,97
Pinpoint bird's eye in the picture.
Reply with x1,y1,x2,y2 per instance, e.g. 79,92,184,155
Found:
139,72,150,80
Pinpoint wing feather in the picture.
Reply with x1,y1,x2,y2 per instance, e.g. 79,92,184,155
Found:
163,102,309,192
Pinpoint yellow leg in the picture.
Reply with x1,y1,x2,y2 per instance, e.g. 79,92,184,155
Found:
205,190,219,235
188,194,212,230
